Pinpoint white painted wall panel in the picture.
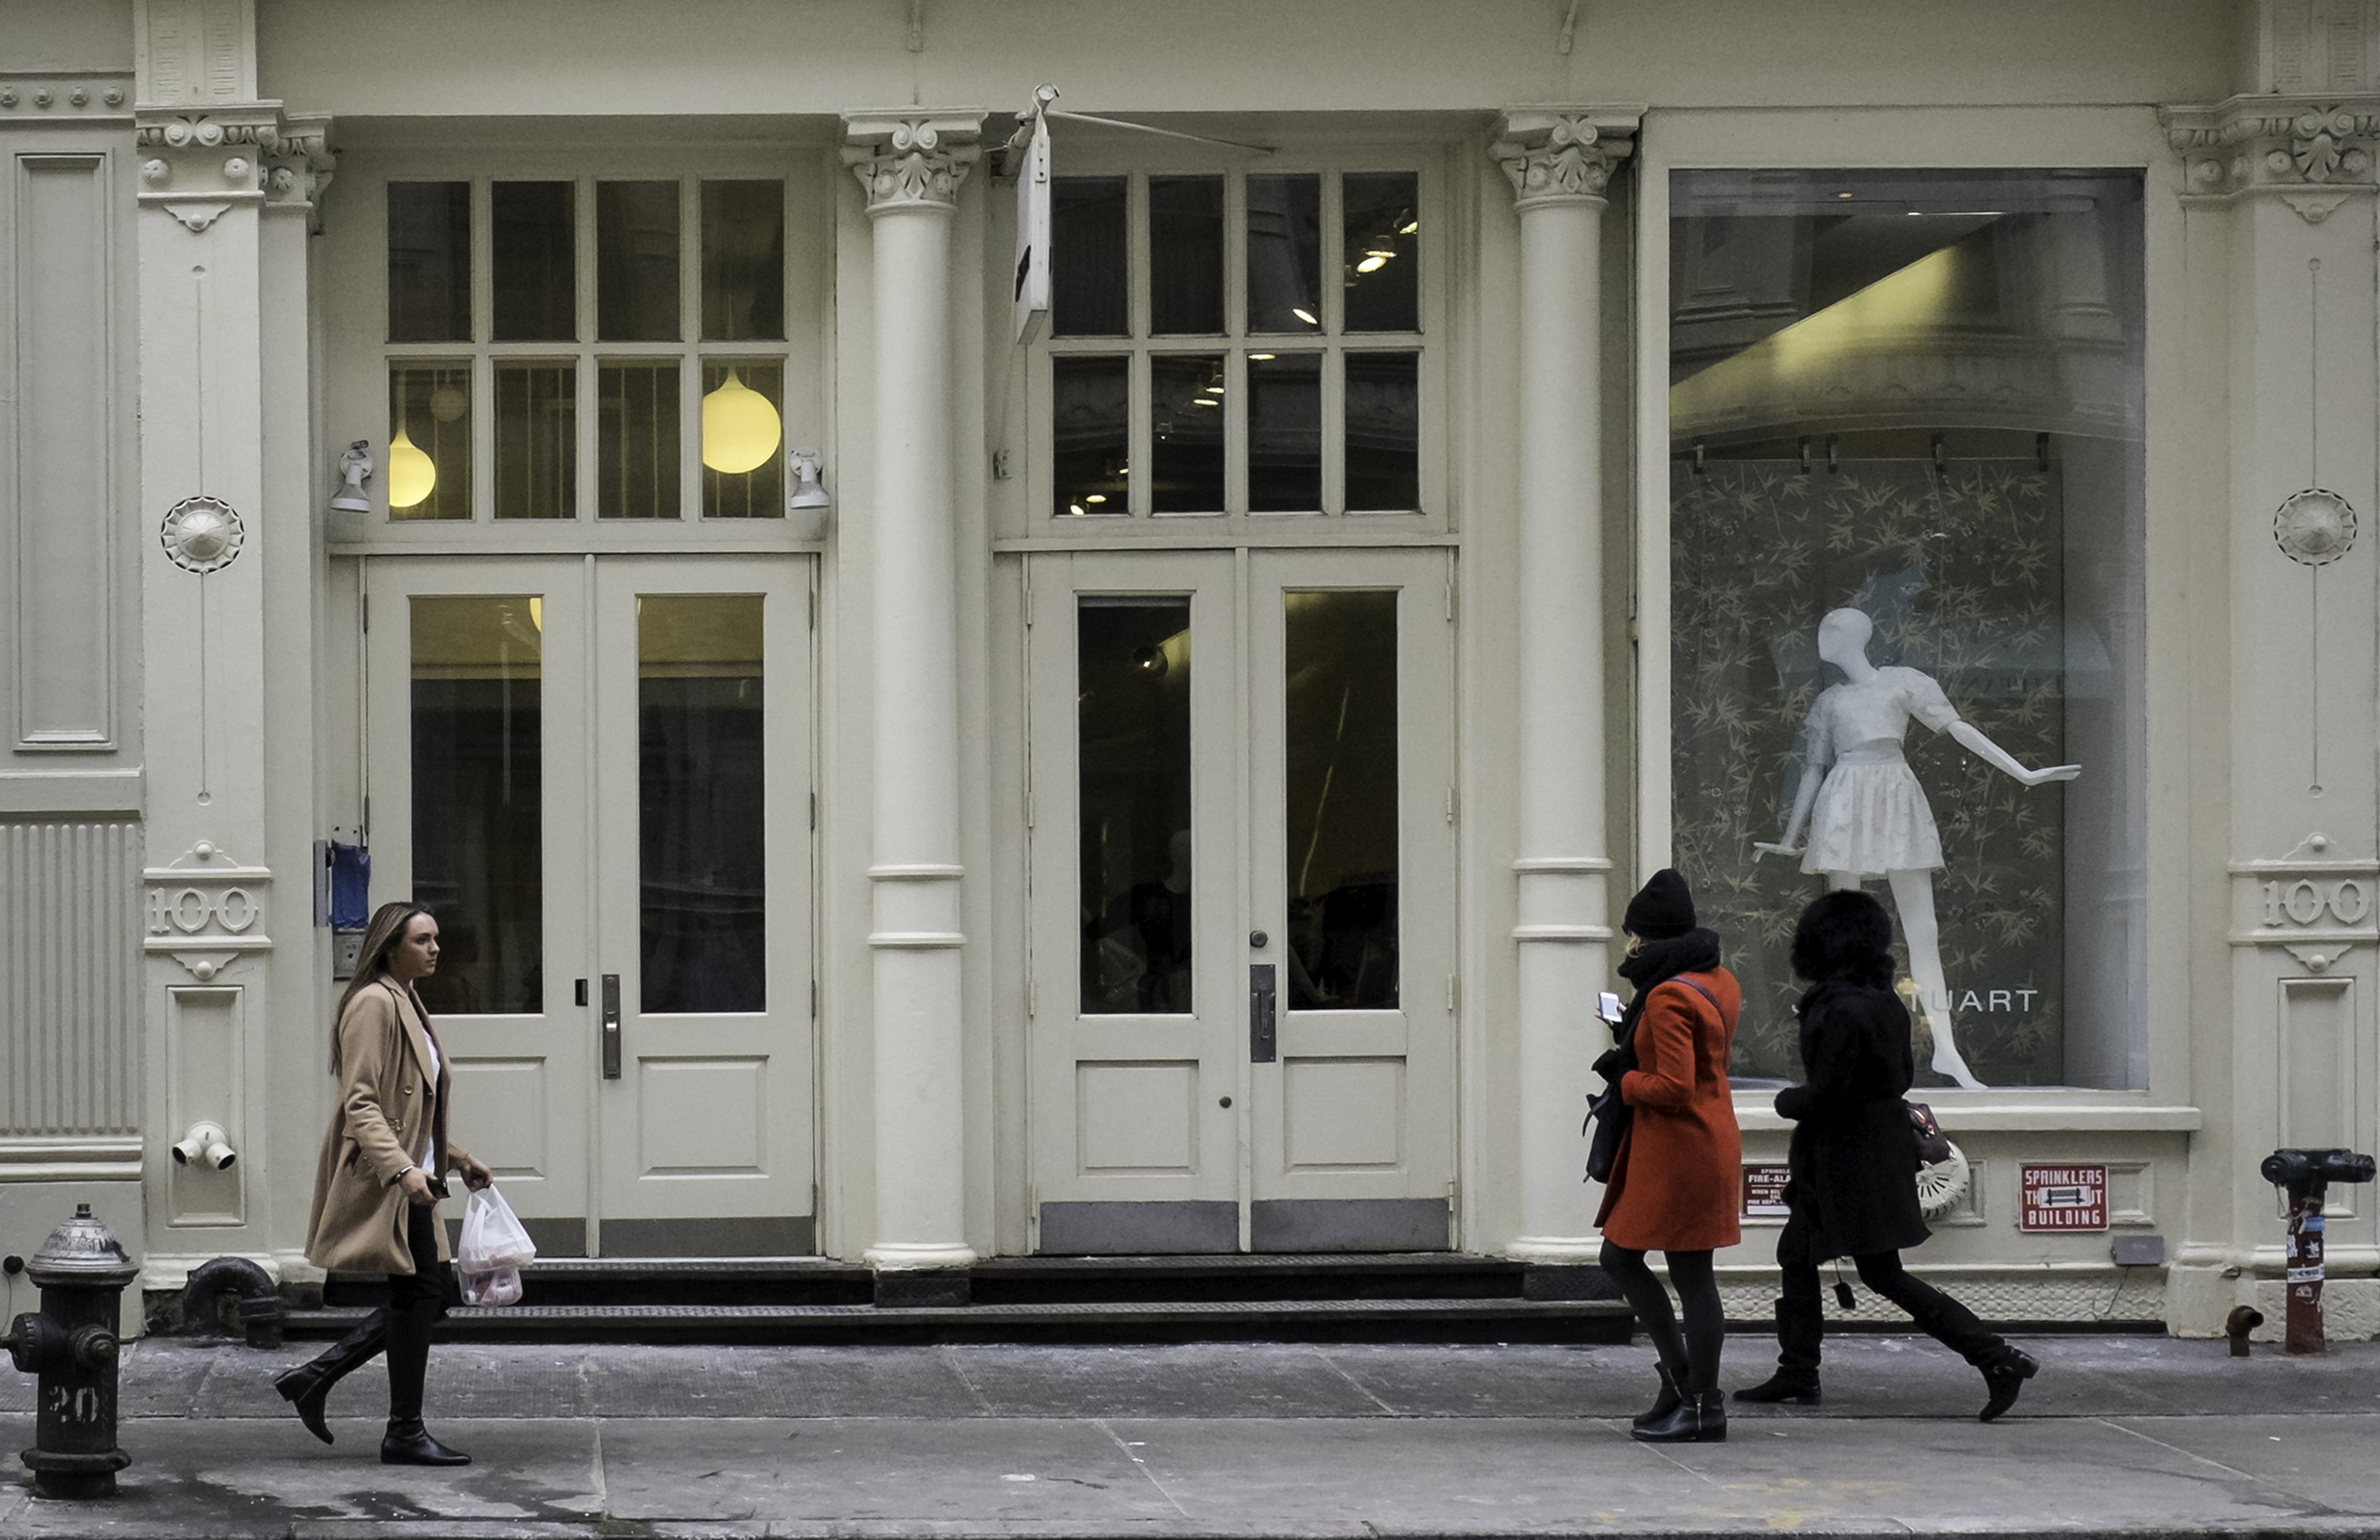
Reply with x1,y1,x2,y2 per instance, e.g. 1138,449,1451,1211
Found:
10,153,115,750
0,820,141,1134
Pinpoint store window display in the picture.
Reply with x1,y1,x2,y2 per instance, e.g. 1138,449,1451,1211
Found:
1670,168,2146,1089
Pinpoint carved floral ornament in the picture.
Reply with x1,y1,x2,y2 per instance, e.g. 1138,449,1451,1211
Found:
0,76,131,113
843,112,983,213
2163,95,2380,211
1491,108,1642,212
134,105,335,229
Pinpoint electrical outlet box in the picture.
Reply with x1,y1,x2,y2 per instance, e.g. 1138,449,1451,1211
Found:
2111,1234,2164,1267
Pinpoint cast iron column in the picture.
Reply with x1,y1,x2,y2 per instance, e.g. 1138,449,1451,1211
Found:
1491,108,1640,1267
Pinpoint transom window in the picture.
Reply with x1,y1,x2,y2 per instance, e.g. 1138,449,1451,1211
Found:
1038,167,1432,521
381,176,791,523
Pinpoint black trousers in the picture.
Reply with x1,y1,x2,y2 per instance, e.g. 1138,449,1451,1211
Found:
383,1200,453,1424
1775,1201,2003,1371
1599,1241,1724,1394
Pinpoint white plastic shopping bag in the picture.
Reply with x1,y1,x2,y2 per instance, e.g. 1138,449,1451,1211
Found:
456,1184,535,1308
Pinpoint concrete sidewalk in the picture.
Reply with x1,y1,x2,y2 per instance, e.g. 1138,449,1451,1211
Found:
2,1336,2376,1537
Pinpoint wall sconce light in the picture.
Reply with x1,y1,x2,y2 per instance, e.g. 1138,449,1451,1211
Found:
788,447,830,540
328,439,374,514
170,1121,238,1172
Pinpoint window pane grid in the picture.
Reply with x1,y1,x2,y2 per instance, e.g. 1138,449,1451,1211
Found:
380,173,794,523
1043,167,1424,521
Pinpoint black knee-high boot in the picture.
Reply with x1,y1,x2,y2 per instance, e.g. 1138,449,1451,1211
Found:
380,1205,470,1467
274,1309,389,1445
1735,1296,1824,1404
380,1289,468,1465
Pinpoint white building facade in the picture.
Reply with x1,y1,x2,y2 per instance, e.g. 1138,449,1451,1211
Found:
1,0,2374,1337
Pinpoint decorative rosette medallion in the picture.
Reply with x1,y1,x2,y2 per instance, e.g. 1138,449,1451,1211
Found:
160,496,246,574
2274,487,2357,566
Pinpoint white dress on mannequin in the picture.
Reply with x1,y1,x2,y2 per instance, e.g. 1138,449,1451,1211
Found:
1798,667,1959,878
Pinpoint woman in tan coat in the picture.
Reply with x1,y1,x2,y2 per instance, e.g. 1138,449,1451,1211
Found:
275,901,491,1465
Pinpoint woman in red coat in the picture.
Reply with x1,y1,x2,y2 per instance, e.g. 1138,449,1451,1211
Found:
1594,868,1742,1443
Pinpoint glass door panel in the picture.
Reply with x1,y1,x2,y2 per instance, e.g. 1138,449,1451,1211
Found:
408,595,549,1015
367,559,592,1254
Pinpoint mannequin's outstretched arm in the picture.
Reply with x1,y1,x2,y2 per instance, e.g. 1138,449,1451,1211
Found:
1946,721,2080,788
1754,752,1826,859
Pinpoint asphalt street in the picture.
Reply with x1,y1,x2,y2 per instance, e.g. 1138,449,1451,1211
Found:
1,1335,2375,1537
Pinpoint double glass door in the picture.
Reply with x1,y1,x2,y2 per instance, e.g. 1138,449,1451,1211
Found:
365,555,814,1256
1026,548,1456,1254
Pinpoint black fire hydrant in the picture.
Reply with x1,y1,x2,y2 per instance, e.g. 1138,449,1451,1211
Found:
2261,1148,2378,1355
0,1204,137,1497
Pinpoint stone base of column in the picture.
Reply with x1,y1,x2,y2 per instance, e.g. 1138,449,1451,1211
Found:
1504,1234,1606,1266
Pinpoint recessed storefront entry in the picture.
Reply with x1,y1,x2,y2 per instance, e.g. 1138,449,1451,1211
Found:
1025,549,1455,1254
364,555,815,1257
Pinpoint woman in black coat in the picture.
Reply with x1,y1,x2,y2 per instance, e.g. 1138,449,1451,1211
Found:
1734,889,2039,1421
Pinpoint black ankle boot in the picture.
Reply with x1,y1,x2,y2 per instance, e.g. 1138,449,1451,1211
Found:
1733,1370,1821,1406
1632,1388,1726,1443
272,1312,388,1446
1977,1346,2038,1423
1631,1363,1685,1430
381,1419,471,1466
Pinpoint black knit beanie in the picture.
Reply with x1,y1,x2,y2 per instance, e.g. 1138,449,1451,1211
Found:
1623,868,1696,940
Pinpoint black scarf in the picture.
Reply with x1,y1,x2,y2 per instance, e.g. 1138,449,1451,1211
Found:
1613,927,1723,1045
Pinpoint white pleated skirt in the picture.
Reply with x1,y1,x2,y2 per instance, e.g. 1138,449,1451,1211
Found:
1800,759,1944,876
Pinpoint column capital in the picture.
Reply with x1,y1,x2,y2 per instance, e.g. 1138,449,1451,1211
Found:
1491,106,1644,212
843,110,986,215
134,102,334,232
2163,94,2380,216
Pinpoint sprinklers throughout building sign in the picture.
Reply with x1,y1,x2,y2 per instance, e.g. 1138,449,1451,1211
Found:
2019,1163,2108,1232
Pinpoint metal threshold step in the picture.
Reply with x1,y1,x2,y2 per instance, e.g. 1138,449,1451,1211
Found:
282,1295,1633,1346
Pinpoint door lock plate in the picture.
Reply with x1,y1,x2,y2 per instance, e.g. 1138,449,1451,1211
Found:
601,974,622,1079
1249,963,1277,1063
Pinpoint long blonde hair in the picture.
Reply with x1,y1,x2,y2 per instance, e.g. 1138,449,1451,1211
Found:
332,900,430,1075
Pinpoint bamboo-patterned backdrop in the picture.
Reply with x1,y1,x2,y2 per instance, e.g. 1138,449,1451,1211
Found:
1672,460,2068,1086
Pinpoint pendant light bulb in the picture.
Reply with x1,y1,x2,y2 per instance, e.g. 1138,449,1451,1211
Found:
387,424,437,509
702,368,783,475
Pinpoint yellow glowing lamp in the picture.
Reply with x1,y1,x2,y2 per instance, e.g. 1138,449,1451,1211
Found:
702,369,783,475
387,425,437,509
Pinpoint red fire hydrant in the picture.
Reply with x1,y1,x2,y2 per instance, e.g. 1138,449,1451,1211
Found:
2260,1148,2377,1354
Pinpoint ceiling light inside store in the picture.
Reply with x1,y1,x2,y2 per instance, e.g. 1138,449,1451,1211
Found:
1399,220,1418,234
387,426,437,509
701,369,783,475
1085,494,1106,503
1357,253,1390,273
1069,503,1086,515
1249,353,1275,361
1292,307,1318,325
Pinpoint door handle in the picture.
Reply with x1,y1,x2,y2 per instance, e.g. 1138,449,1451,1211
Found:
1249,963,1277,1063
601,974,622,1079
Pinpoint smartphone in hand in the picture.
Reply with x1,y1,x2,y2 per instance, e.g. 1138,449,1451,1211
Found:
1597,991,1625,1024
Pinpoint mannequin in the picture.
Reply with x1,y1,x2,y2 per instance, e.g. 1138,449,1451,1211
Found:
1755,608,2078,1089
